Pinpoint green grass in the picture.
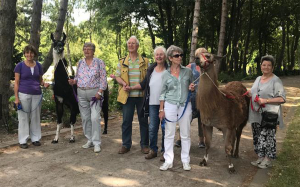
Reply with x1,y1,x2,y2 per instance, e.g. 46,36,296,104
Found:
266,105,300,187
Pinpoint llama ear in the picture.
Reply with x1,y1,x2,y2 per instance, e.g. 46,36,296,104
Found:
62,32,66,43
51,33,55,42
212,54,226,62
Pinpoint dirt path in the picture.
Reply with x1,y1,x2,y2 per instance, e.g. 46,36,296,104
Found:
0,75,299,187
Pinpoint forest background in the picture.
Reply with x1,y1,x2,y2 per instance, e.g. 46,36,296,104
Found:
0,0,300,129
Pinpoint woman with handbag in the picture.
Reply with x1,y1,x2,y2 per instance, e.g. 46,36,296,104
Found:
248,55,286,169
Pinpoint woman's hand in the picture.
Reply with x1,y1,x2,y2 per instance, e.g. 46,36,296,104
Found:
258,98,268,105
189,83,195,92
14,98,20,105
159,111,165,121
68,79,76,85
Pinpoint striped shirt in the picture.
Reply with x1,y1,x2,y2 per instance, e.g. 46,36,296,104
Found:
116,57,141,97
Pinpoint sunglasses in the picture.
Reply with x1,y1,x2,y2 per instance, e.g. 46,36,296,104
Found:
172,54,184,58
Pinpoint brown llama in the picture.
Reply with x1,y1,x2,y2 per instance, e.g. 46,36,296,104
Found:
195,48,250,173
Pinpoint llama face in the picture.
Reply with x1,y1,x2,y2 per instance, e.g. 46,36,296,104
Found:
51,33,66,55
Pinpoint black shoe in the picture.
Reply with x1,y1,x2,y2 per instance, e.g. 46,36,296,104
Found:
19,143,28,149
198,142,205,148
175,140,181,147
103,129,107,134
32,141,41,146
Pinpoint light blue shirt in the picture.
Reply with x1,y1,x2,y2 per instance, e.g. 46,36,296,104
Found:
159,65,194,106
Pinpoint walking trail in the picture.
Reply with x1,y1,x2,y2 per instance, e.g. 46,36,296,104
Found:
0,75,299,187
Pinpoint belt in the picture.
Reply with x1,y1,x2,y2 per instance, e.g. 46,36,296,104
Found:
78,87,98,90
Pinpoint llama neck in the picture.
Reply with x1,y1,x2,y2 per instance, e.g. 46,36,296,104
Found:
199,65,222,110
53,51,64,67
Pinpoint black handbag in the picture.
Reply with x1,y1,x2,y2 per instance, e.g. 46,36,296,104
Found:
261,111,278,129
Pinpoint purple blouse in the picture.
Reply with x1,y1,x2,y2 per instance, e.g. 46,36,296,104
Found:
14,61,43,95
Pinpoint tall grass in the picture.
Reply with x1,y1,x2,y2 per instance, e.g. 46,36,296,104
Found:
266,105,300,187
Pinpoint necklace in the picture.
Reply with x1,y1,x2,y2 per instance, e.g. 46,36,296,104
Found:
171,66,180,74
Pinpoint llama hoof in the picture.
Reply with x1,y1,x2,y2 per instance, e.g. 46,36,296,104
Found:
228,167,236,174
69,137,75,143
52,140,58,144
232,154,239,158
103,130,107,134
199,159,207,166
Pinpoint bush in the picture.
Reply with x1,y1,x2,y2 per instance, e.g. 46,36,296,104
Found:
108,80,122,111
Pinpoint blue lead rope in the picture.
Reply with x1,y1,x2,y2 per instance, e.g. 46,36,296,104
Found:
164,91,191,123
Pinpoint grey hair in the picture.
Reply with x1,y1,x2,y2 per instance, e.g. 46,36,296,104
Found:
261,55,275,67
154,46,167,57
83,42,96,52
166,45,183,60
127,36,139,46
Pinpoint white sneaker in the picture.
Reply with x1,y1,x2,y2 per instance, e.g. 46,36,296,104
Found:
94,145,101,153
160,162,173,171
251,157,264,166
258,158,272,169
183,163,191,171
82,141,93,149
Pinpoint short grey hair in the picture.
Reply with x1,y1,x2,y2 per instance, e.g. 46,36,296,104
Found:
83,42,96,52
154,46,167,57
261,55,275,67
166,45,183,59
127,36,139,46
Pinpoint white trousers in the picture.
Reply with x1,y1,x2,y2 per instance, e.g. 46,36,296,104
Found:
18,92,42,144
164,101,192,164
78,88,101,146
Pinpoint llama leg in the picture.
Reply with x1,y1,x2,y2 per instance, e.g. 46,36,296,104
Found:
225,128,236,173
52,123,62,144
69,105,77,143
102,88,109,134
200,125,212,166
69,124,75,143
233,121,247,158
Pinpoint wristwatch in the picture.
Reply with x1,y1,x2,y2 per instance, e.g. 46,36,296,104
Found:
159,109,164,112
97,92,103,97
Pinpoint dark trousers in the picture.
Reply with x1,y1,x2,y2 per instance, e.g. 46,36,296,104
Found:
122,97,149,149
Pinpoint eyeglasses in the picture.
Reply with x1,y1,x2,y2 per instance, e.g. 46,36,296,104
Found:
172,54,183,58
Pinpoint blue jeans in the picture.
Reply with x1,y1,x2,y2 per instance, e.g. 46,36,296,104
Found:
122,97,149,149
149,105,165,153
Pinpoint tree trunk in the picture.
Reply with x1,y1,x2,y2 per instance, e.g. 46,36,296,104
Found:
29,0,43,60
216,0,228,74
144,14,156,49
165,1,173,47
189,0,201,64
243,0,253,76
183,5,192,66
290,14,299,71
0,0,17,126
42,0,68,74
276,1,286,72
157,0,168,46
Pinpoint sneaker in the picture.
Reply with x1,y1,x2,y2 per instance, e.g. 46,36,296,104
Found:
198,142,205,148
32,141,41,146
175,140,181,147
82,141,93,149
183,163,191,171
145,149,157,159
160,162,173,171
19,143,28,149
251,157,264,166
258,158,272,169
94,145,101,153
